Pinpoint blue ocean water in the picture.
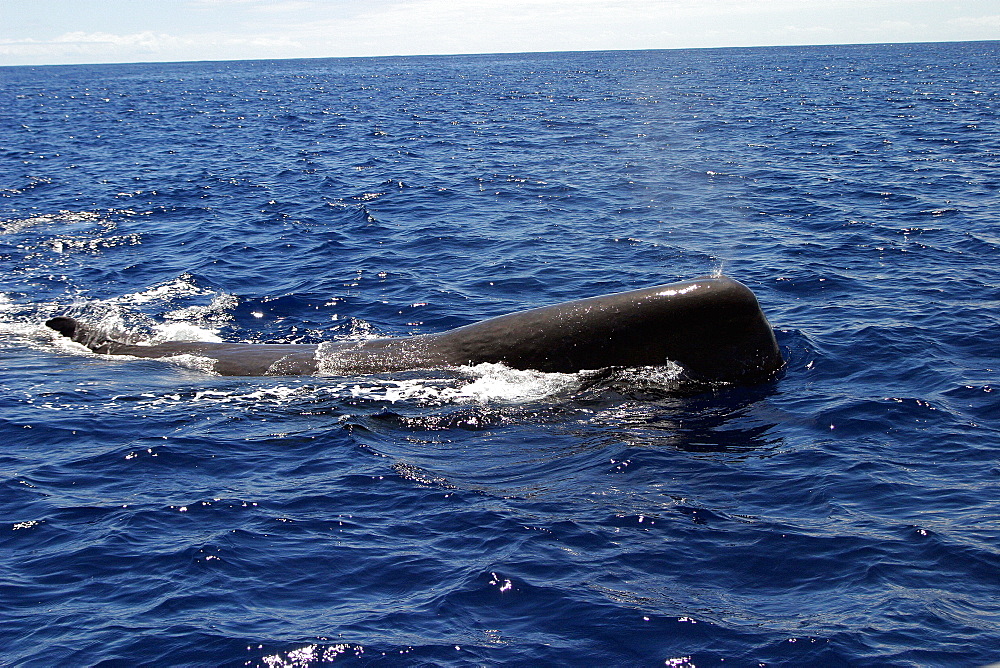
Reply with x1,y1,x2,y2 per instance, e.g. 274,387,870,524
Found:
1,41,999,666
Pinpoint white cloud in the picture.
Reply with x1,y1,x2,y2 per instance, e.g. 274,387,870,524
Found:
0,30,301,63
187,0,322,12
53,31,177,49
185,0,278,6
867,20,924,33
948,14,1000,29
252,1,320,13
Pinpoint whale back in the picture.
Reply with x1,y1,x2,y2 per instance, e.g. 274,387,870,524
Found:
428,276,783,382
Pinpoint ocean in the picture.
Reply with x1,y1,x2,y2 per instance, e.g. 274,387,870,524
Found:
1,42,998,666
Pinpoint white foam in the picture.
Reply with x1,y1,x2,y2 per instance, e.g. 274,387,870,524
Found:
24,274,236,350
110,274,216,306
162,293,238,323
150,322,224,343
334,363,579,405
0,292,17,315
158,353,220,374
452,363,578,403
0,210,105,234
612,363,685,387
85,362,580,411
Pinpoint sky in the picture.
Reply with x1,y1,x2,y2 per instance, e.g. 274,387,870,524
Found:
1,0,998,66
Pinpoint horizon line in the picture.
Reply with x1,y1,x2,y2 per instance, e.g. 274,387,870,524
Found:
3,38,997,70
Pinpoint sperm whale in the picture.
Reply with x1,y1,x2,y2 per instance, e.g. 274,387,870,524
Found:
46,275,784,384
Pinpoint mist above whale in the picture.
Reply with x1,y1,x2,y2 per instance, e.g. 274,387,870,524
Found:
46,275,784,385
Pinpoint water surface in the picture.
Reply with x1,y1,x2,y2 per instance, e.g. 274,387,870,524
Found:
2,42,999,666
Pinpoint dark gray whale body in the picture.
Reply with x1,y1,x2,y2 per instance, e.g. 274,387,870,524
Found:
46,276,784,384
